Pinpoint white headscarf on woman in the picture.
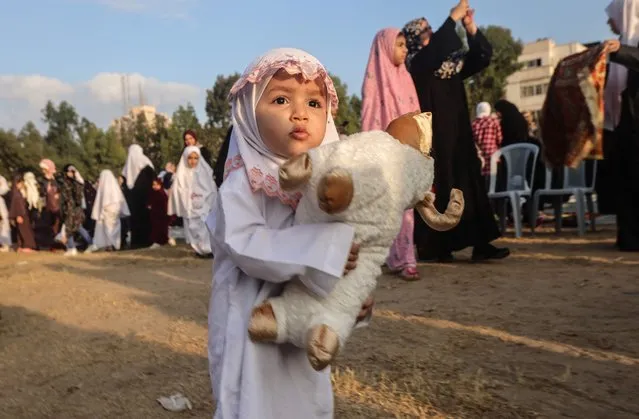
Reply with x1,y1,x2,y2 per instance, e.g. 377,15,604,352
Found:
92,170,130,221
222,48,340,208
476,102,492,119
122,144,154,189
168,146,217,218
23,172,41,210
605,0,639,130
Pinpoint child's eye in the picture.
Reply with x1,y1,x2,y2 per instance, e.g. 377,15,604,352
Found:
309,100,322,108
273,97,288,105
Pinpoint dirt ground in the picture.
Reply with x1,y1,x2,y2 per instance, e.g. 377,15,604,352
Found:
1,225,639,419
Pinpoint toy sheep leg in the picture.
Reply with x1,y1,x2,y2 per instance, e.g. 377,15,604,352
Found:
307,256,381,371
248,281,325,347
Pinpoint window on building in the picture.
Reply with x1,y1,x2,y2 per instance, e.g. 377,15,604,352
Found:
524,58,543,68
520,83,549,98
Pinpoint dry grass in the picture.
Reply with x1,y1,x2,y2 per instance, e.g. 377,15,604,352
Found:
1,226,639,418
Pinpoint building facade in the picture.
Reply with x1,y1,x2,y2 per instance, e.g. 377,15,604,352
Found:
505,38,586,120
110,105,172,133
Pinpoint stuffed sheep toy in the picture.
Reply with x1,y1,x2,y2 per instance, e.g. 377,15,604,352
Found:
248,112,465,371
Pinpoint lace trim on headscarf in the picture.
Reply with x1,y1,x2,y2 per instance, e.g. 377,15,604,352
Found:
223,155,301,209
229,55,339,111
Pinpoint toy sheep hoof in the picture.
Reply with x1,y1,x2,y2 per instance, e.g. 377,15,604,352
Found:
248,302,278,343
307,324,340,371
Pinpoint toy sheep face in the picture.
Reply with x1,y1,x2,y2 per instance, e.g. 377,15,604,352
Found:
280,154,354,214
278,112,466,231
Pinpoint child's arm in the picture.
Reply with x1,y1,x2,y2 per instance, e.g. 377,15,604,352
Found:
207,175,354,289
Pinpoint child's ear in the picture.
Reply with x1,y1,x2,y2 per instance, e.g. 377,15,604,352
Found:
279,152,312,191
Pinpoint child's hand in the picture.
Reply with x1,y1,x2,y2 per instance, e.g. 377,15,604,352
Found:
343,242,360,275
357,295,374,322
16,216,24,225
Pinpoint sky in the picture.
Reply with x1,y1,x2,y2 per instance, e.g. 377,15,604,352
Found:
0,0,613,131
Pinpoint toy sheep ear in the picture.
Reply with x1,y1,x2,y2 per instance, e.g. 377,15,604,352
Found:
317,168,353,214
279,152,312,191
415,188,465,231
385,111,432,156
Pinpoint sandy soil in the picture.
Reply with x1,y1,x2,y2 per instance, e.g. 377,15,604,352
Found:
1,226,638,418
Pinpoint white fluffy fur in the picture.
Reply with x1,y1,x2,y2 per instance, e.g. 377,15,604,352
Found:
267,131,435,349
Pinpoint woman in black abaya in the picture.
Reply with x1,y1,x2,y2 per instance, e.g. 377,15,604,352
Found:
121,144,156,249
402,0,508,262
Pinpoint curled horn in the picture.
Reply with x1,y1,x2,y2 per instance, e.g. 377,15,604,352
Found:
415,188,464,231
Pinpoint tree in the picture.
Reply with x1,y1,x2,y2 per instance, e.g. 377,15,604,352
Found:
205,73,240,132
17,122,47,171
42,100,82,160
166,103,201,164
0,129,23,178
329,73,362,135
462,26,523,114
205,74,240,166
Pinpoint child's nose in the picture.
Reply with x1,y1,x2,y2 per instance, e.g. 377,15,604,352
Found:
291,104,309,121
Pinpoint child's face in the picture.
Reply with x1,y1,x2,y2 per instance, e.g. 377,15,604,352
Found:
392,34,408,66
152,181,162,191
256,69,328,158
187,151,200,168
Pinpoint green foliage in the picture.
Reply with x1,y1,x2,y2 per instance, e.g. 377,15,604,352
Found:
328,73,361,135
0,71,366,180
205,73,240,132
461,25,523,115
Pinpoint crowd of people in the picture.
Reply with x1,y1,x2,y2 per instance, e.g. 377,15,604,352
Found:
0,131,218,257
2,0,639,417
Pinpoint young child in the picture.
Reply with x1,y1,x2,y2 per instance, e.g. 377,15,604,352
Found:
148,177,172,248
204,48,372,419
169,146,216,256
361,28,421,280
86,170,130,253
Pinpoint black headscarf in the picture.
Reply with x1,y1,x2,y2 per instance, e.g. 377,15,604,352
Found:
402,17,466,78
494,100,529,147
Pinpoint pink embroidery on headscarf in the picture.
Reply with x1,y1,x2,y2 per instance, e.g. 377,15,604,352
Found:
223,155,301,209
230,54,339,111
361,28,420,131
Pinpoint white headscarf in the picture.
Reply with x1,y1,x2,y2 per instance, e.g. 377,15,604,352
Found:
122,144,154,189
168,146,217,218
476,102,492,119
92,170,130,220
23,172,40,210
224,47,340,208
0,176,9,196
605,0,639,130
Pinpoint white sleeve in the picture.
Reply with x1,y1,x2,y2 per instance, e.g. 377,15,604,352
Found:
206,174,354,291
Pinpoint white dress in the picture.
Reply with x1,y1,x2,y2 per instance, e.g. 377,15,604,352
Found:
206,169,354,419
91,170,130,250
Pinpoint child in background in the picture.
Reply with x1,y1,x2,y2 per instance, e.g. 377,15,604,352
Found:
361,27,421,280
205,48,373,419
148,177,173,249
168,147,216,255
86,170,130,253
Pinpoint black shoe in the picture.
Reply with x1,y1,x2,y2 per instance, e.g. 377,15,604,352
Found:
471,244,510,262
419,251,454,264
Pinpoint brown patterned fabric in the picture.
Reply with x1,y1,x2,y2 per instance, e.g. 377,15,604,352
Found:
541,44,607,168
